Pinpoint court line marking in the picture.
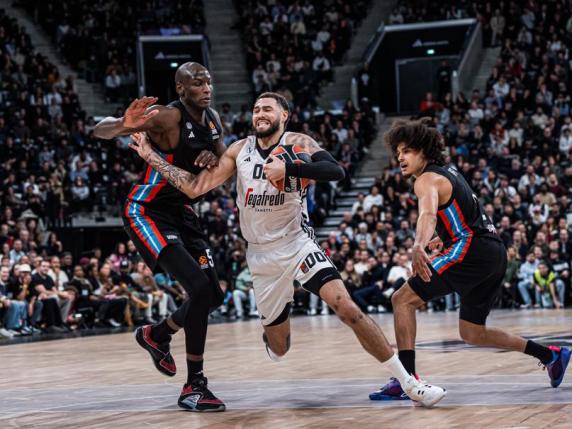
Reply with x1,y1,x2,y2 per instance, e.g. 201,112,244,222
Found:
0,382,570,418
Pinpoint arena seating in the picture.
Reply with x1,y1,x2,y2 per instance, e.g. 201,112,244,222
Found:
2,1,571,340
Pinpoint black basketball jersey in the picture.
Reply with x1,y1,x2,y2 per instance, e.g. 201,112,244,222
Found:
422,164,499,246
126,101,222,209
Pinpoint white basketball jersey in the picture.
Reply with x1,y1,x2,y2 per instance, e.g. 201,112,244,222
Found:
236,133,313,245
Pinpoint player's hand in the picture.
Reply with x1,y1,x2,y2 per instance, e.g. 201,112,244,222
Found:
123,97,159,129
263,155,286,183
195,150,218,169
412,244,432,282
129,132,154,161
427,236,443,252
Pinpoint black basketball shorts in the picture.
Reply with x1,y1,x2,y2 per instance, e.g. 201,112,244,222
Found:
408,236,507,325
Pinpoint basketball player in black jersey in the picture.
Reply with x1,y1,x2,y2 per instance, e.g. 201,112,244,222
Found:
93,62,226,412
371,118,570,401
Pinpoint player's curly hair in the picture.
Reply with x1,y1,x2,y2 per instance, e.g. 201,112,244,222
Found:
384,117,446,165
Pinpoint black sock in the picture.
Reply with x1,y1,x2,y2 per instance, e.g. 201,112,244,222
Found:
187,359,204,384
398,350,416,375
151,319,177,344
524,340,554,364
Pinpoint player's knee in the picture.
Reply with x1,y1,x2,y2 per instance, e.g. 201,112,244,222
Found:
391,286,407,307
391,284,421,308
459,326,486,345
334,298,363,324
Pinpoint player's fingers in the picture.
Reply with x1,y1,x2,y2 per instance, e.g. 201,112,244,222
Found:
195,151,208,166
128,143,138,152
142,96,158,107
142,110,159,121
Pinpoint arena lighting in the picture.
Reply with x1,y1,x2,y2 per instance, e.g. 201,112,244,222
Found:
426,49,435,55
170,62,179,68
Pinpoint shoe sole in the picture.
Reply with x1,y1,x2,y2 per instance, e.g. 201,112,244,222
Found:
552,348,571,388
369,394,410,401
134,327,176,377
178,402,226,412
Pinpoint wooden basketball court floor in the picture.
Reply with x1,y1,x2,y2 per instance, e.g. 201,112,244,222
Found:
1,309,571,429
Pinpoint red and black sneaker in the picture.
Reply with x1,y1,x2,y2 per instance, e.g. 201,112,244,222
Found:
178,375,226,412
134,325,176,377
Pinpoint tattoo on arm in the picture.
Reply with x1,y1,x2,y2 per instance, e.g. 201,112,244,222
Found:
144,151,196,193
288,133,323,153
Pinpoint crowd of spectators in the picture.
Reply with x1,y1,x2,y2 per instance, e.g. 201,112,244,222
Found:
0,235,189,338
0,5,381,339
344,0,572,313
21,0,206,103
234,0,371,108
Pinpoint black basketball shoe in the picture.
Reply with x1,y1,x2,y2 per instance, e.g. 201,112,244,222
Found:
134,325,176,377
178,375,226,412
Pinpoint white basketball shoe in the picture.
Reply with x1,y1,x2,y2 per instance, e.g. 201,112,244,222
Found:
402,375,447,408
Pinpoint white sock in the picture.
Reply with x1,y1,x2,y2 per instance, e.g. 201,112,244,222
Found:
384,354,411,387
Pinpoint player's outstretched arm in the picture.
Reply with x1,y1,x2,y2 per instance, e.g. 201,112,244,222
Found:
130,132,241,198
412,174,440,281
93,97,175,139
263,133,345,183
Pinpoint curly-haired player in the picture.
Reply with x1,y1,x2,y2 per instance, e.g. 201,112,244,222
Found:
371,118,570,401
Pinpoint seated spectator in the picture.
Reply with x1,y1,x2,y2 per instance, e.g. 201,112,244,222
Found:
533,262,565,309
340,259,361,295
232,264,257,318
32,260,73,331
501,246,520,308
12,264,45,331
0,266,29,336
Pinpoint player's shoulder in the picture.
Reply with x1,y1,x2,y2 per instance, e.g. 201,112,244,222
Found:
226,138,249,156
148,103,182,122
414,171,443,191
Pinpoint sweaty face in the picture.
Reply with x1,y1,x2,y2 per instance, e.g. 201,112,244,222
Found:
177,68,212,109
252,98,285,138
396,143,426,178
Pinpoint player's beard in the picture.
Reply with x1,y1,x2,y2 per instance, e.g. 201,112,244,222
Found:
254,118,280,138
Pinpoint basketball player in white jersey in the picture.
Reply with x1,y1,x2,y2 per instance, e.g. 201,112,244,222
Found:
128,92,446,407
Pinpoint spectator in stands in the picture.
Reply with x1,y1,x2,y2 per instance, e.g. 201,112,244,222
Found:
518,253,540,308
232,264,257,319
1,266,29,336
32,260,72,327
340,259,361,295
533,262,564,309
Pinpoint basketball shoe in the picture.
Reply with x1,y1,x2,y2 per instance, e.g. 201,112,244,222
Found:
178,375,226,412
402,375,447,408
370,375,446,407
134,325,176,377
545,346,571,388
369,377,410,401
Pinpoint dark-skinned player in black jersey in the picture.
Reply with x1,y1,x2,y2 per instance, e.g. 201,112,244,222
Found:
93,62,226,412
370,118,570,402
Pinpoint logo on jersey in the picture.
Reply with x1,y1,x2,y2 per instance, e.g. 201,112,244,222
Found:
188,131,195,139
244,157,251,162
186,122,193,130
244,187,285,210
198,255,209,269
209,121,219,138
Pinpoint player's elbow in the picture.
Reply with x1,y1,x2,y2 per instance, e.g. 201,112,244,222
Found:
333,165,345,181
183,185,200,199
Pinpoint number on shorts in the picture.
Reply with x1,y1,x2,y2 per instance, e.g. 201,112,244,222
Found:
304,251,326,269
